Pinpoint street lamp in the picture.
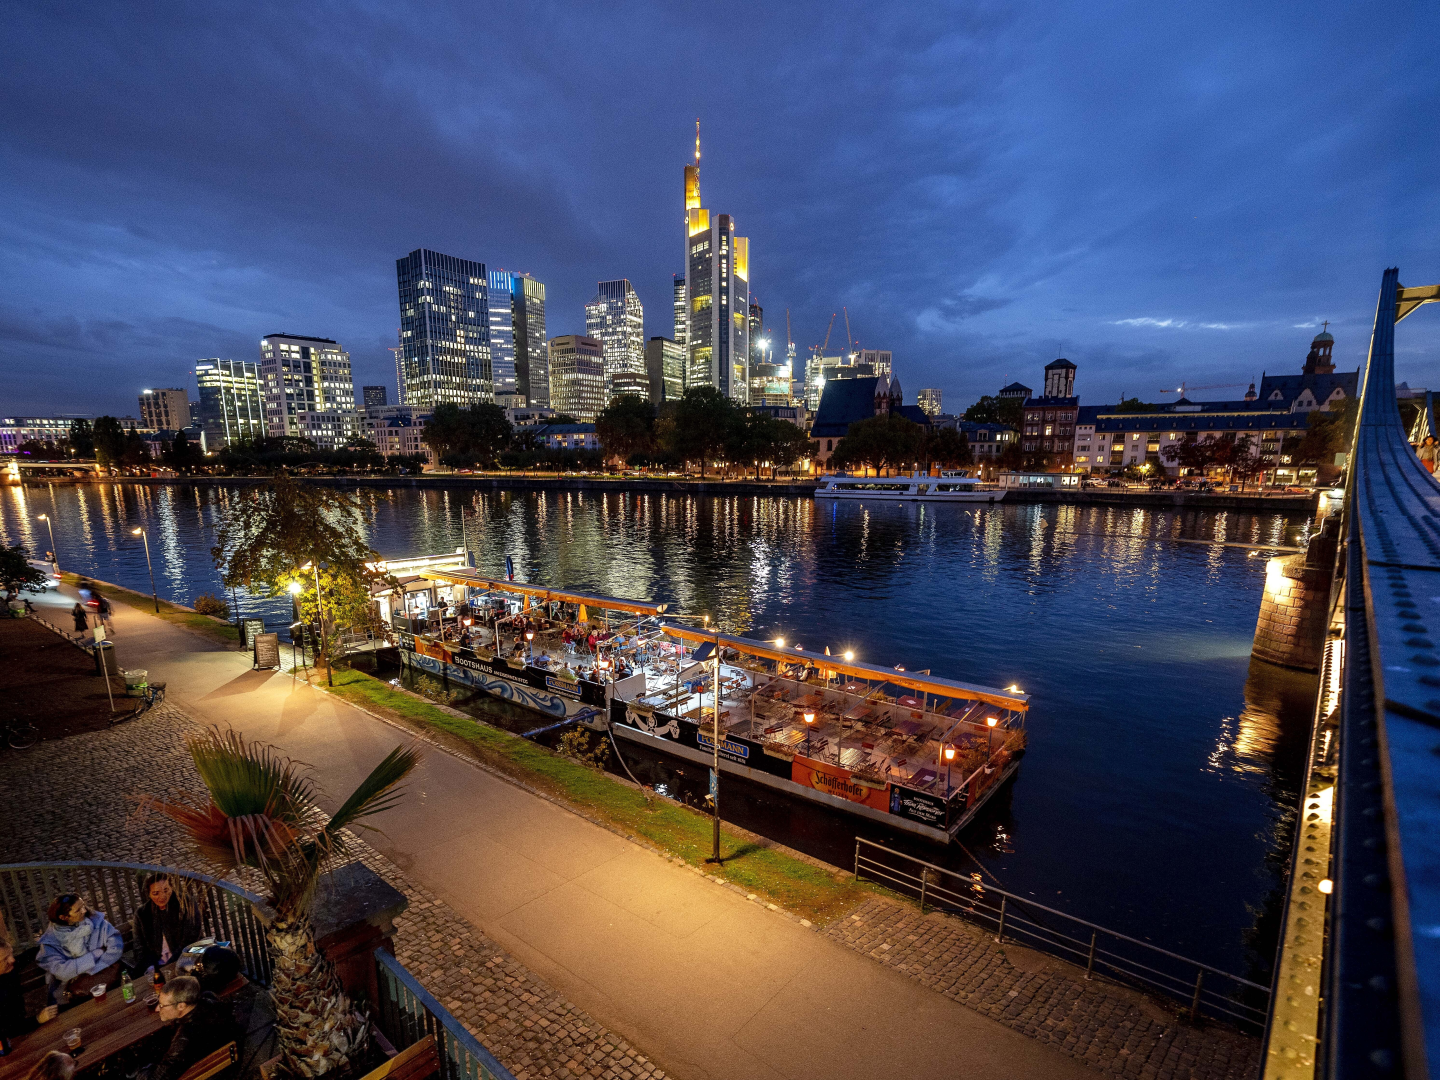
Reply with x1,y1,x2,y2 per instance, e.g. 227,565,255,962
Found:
803,710,815,757
288,581,305,677
525,629,534,660
131,527,159,613
843,650,854,662
986,716,999,771
944,744,956,795
36,514,57,572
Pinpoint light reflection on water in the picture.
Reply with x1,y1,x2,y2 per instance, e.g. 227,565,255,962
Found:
0,481,1317,976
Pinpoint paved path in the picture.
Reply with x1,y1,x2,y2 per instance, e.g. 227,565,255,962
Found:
22,586,1096,1080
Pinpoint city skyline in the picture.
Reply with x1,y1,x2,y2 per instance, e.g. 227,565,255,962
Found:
1,3,1435,417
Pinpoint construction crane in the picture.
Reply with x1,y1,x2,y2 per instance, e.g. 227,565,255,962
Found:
843,306,854,358
785,309,792,352
1159,381,1251,398
812,313,837,355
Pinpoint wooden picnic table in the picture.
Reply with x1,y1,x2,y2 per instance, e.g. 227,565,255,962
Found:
0,974,172,1080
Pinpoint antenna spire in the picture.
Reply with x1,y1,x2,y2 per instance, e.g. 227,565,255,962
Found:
694,119,701,164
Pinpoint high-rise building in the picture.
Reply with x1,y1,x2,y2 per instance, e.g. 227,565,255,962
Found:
511,274,549,407
363,385,389,408
585,279,645,403
194,359,265,447
805,352,845,411
853,349,893,378
683,129,750,403
644,337,686,406
486,270,518,403
672,275,687,353
548,336,605,421
138,389,190,432
258,334,359,450
748,300,764,369
917,389,942,417
395,248,491,407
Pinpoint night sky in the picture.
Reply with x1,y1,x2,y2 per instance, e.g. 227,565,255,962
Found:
3,2,1437,418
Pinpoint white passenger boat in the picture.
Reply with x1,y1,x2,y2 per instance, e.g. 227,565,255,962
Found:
814,470,1005,503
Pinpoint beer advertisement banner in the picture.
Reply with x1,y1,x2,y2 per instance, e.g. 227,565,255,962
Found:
790,757,892,812
414,638,453,664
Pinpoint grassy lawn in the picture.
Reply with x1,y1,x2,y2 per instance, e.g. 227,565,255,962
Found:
61,572,241,647
321,666,872,925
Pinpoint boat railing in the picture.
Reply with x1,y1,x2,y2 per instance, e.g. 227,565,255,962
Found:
853,838,1272,1032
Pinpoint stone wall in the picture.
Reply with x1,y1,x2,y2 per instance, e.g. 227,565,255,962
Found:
1252,520,1339,672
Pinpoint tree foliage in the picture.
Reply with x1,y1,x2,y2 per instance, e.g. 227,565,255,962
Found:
164,430,205,472
831,414,925,475
1,543,48,599
922,426,972,469
1112,397,1160,414
69,419,95,458
595,394,656,463
963,395,1023,427
667,386,739,477
422,403,512,467
92,416,126,468
1295,399,1360,465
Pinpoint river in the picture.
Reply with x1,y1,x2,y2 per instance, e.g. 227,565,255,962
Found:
1,480,1317,982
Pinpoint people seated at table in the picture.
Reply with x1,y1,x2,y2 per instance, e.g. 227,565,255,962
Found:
133,874,203,975
35,895,123,1006
147,975,241,1080
196,947,275,1080
557,665,578,683
23,1051,75,1080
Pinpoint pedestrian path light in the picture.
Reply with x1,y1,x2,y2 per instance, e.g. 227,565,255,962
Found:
803,709,815,756
131,527,159,613
37,514,57,571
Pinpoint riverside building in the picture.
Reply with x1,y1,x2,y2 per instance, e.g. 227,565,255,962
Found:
395,248,491,407
258,334,359,449
683,128,750,403
1021,359,1079,466
645,336,685,406
548,335,605,421
585,279,647,402
138,389,190,432
917,389,942,417
511,273,549,408
194,358,265,447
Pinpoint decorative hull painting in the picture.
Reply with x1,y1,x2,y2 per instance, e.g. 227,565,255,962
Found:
398,633,602,720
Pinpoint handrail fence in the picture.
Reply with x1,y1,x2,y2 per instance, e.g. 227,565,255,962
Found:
854,838,1270,1031
374,948,516,1080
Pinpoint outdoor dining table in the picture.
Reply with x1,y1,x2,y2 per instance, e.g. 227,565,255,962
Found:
0,968,176,1080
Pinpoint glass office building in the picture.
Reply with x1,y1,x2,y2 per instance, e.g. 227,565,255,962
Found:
585,279,645,404
194,358,265,447
396,248,491,407
258,334,359,449
683,160,749,403
486,270,518,402
511,274,549,408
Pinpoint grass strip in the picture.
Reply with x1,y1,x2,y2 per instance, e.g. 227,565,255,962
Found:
61,572,241,647
322,666,872,925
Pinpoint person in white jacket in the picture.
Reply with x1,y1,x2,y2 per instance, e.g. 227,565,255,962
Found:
35,895,124,1005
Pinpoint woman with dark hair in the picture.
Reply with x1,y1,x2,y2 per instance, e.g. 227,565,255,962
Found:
35,895,123,1005
24,1051,75,1080
133,875,202,975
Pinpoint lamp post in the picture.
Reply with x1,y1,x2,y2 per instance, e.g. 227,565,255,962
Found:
288,581,304,679
803,710,815,757
668,611,724,863
986,716,999,771
944,744,956,795
130,527,159,612
525,629,534,661
37,514,57,572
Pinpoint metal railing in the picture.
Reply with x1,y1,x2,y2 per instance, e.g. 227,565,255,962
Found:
854,839,1270,1031
0,862,272,986
374,948,515,1080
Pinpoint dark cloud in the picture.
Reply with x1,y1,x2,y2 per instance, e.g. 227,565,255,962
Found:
0,0,1436,416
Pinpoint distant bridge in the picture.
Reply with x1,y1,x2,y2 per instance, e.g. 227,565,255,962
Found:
1263,269,1440,1078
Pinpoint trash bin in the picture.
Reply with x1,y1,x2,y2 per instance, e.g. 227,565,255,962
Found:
123,669,149,696
91,641,115,675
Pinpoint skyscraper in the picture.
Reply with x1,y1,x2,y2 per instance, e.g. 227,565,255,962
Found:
363,385,388,408
853,349,893,378
548,336,605,421
672,274,687,354
917,389,942,417
585,279,646,402
748,299,764,369
511,274,549,407
486,270,518,404
644,337,685,406
138,389,190,431
395,248,491,407
258,334,359,449
194,359,265,447
683,126,750,403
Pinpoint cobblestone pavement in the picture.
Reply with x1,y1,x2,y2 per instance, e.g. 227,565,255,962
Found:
0,704,664,1080
826,897,1261,1080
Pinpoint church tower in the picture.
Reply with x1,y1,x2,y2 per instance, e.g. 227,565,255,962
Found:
1303,324,1335,375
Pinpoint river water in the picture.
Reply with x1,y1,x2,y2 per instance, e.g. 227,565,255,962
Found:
1,481,1318,981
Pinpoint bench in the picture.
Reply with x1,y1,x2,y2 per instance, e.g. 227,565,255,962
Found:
358,1035,439,1080
179,1042,237,1080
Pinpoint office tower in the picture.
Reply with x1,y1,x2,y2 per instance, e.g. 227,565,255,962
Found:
363,385,389,408
258,334,359,449
853,349,893,378
805,352,844,411
548,336,606,421
683,129,750,403
585,279,646,402
194,359,265,447
644,337,686,406
395,248,491,407
748,300,764,368
486,270,519,404
511,273,549,407
918,389,942,417
138,389,190,432
673,275,687,352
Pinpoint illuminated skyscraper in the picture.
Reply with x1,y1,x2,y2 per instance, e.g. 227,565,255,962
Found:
258,334,359,449
194,358,265,447
548,336,605,421
683,124,750,403
395,248,491,407
585,279,646,402
645,336,685,405
511,274,549,407
486,270,518,403
672,275,687,353
917,388,942,417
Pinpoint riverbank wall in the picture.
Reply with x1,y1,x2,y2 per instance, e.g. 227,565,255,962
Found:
50,474,1318,512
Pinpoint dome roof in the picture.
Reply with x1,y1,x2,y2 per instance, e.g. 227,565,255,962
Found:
1312,331,1334,344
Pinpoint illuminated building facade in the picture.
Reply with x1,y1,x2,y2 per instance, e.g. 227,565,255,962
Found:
683,131,750,402
138,389,190,432
258,334,359,449
195,358,265,447
548,335,606,421
486,270,519,404
585,279,646,403
511,274,549,407
645,336,686,405
917,388,942,417
395,248,491,407
673,274,687,354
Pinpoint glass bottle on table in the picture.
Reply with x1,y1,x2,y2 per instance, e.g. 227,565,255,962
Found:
121,970,134,1003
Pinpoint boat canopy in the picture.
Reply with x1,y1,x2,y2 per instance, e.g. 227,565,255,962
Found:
417,568,668,617
657,620,1027,712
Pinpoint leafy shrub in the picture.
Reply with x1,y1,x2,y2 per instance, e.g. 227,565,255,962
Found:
557,728,610,768
193,593,230,618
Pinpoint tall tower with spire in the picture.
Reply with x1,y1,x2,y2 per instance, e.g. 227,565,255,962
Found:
682,122,750,403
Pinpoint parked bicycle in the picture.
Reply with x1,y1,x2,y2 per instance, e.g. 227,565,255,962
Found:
4,721,38,749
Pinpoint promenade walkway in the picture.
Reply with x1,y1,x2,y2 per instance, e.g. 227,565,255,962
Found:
12,585,1095,1080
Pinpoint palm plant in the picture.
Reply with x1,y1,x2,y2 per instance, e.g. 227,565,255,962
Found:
149,728,420,1079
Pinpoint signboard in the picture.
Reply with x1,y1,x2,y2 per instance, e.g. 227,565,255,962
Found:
790,757,891,812
414,638,453,664
889,786,949,828
93,626,108,644
253,632,281,670
241,618,265,648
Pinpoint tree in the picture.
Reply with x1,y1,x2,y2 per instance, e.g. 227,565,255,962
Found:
422,403,512,468
164,429,205,473
1161,434,1220,475
765,418,812,479
1216,433,1265,489
68,418,94,458
964,395,1023,428
1295,399,1359,466
212,473,383,685
92,416,126,469
669,386,739,477
595,394,656,465
121,426,151,469
1113,397,1160,414
832,414,925,476
1,543,48,600
923,426,973,469
149,729,419,1080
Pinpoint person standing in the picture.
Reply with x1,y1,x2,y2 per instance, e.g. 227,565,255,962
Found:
97,594,114,636
1419,435,1437,474
70,602,89,641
